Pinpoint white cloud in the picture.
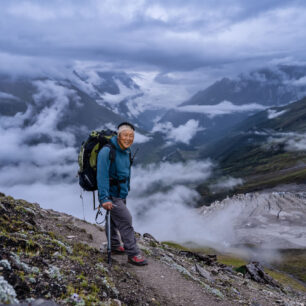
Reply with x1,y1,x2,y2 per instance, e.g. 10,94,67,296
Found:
134,132,151,144
168,119,203,144
0,160,214,243
131,71,192,109
128,160,221,245
0,91,19,100
178,101,266,118
291,76,306,86
100,79,141,105
266,132,306,152
286,135,306,151
209,177,243,192
2,183,93,221
267,109,287,119
130,160,213,197
0,78,81,194
152,119,204,144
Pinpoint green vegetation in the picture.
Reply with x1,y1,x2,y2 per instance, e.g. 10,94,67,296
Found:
236,167,306,194
271,249,306,284
217,254,247,268
161,241,190,251
265,269,306,293
70,255,85,266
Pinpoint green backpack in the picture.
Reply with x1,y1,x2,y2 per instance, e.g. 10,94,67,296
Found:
78,129,117,192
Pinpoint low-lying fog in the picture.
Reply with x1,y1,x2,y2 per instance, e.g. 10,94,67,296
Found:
2,158,306,264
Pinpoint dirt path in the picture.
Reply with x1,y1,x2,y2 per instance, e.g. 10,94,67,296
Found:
52,214,234,306
126,259,231,306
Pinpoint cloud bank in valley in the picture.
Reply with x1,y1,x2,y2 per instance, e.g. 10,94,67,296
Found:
209,177,244,192
0,79,79,188
152,119,204,144
266,132,306,152
178,101,266,118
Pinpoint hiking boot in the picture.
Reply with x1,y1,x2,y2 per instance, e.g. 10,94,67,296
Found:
128,254,148,266
112,246,125,254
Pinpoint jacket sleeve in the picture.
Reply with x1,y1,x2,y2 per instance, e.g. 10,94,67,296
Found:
97,146,112,204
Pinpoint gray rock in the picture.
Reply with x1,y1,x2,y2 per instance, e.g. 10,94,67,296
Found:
195,264,214,283
16,299,59,305
179,250,217,265
0,276,19,304
245,262,280,287
0,259,11,270
143,233,159,242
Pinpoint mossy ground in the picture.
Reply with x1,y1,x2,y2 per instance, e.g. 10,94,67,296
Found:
161,241,190,251
0,194,140,305
265,269,306,293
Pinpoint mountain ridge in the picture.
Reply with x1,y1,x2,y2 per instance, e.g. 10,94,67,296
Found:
198,96,306,203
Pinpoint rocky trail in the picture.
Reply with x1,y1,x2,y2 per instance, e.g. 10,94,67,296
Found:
38,209,233,306
0,192,305,305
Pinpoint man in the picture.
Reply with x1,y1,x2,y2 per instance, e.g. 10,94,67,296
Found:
97,122,148,266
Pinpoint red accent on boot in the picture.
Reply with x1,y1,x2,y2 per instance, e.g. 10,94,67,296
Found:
128,254,148,266
112,246,125,254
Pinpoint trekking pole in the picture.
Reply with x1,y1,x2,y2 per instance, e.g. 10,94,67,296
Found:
106,210,112,267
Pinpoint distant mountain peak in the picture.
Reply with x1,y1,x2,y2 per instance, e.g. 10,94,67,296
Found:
181,64,306,107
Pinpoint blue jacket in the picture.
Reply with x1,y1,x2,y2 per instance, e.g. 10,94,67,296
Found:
97,136,131,204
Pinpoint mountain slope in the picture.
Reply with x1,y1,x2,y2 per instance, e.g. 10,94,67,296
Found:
182,65,306,107
158,65,306,147
198,97,306,201
1,193,305,305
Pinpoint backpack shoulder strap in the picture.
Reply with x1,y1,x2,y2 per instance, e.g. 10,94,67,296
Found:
105,143,116,162
129,148,139,167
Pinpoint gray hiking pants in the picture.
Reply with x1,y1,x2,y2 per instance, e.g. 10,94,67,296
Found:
106,197,139,256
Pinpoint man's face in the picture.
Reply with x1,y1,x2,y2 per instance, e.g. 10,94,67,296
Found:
118,130,134,149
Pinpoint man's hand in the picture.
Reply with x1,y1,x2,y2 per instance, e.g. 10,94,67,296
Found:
102,201,113,210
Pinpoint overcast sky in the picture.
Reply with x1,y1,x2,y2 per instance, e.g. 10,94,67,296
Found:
1,0,306,86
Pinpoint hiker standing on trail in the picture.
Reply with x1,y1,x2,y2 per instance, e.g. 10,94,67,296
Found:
96,122,148,266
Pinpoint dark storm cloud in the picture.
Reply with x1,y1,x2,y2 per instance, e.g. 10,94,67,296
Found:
0,0,306,74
